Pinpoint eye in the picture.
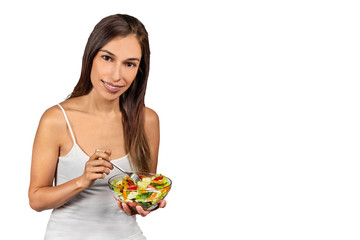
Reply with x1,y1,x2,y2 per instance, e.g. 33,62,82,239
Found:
125,62,137,67
101,55,112,61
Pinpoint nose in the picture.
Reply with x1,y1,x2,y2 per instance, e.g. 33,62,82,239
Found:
111,64,122,82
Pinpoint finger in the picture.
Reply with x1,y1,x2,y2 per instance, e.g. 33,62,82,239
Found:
86,172,106,180
97,159,114,170
136,206,150,217
96,149,112,154
113,196,123,209
95,149,112,159
89,166,111,175
116,200,124,210
88,153,109,162
95,152,111,161
159,199,167,208
87,159,113,170
122,203,133,215
91,149,111,161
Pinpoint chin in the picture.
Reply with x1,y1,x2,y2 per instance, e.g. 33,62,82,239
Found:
102,93,122,102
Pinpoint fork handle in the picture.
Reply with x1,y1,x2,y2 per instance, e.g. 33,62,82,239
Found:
110,161,127,174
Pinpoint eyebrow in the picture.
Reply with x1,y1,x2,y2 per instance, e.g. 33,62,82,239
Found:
99,49,140,61
99,49,115,56
127,57,140,62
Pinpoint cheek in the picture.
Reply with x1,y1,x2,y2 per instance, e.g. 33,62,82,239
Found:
90,64,110,85
124,69,139,83
122,71,139,93
90,63,100,83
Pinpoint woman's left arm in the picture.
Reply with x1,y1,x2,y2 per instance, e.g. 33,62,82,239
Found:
144,107,160,174
118,107,166,216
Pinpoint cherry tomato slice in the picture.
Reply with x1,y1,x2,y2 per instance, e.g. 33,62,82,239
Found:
128,185,138,190
154,175,164,181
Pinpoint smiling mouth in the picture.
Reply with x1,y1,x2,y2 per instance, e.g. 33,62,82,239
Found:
101,80,123,93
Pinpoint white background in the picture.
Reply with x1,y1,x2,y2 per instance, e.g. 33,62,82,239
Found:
0,0,359,239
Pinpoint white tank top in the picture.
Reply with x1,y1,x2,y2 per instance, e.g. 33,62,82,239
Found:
44,104,145,240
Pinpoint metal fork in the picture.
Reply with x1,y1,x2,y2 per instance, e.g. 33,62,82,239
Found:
110,161,141,183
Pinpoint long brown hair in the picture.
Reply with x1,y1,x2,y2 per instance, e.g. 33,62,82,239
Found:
68,14,151,172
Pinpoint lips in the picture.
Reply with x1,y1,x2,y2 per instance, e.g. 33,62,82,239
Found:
101,80,123,93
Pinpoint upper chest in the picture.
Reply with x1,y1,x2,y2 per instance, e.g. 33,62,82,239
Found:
62,110,126,157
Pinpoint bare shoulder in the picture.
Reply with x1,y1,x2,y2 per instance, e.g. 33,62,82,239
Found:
40,105,64,125
37,104,68,136
32,105,68,154
41,97,85,129
144,107,159,127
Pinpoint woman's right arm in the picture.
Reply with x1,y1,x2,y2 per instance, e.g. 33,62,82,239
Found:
28,106,113,212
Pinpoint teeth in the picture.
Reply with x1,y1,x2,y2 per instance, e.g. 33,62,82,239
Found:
104,82,120,89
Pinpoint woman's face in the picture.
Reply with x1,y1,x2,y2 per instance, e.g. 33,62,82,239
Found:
90,34,142,101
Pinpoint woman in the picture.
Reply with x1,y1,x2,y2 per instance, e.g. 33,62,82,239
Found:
28,14,165,239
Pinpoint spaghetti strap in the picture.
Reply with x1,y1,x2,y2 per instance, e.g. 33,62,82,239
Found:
57,104,77,145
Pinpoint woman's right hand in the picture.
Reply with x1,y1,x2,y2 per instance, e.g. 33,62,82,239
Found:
78,149,114,188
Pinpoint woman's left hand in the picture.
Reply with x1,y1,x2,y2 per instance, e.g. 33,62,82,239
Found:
116,199,167,217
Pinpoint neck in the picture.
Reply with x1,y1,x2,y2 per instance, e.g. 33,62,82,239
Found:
85,90,121,116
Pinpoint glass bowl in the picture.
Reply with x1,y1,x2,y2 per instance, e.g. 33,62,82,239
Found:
108,172,172,211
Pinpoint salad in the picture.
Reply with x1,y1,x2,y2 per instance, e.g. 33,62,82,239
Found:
110,174,171,210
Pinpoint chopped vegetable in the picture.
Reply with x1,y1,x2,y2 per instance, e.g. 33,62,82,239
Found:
151,180,163,185
111,174,171,210
153,175,163,181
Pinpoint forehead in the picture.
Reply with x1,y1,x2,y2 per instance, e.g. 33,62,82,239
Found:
101,35,142,58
